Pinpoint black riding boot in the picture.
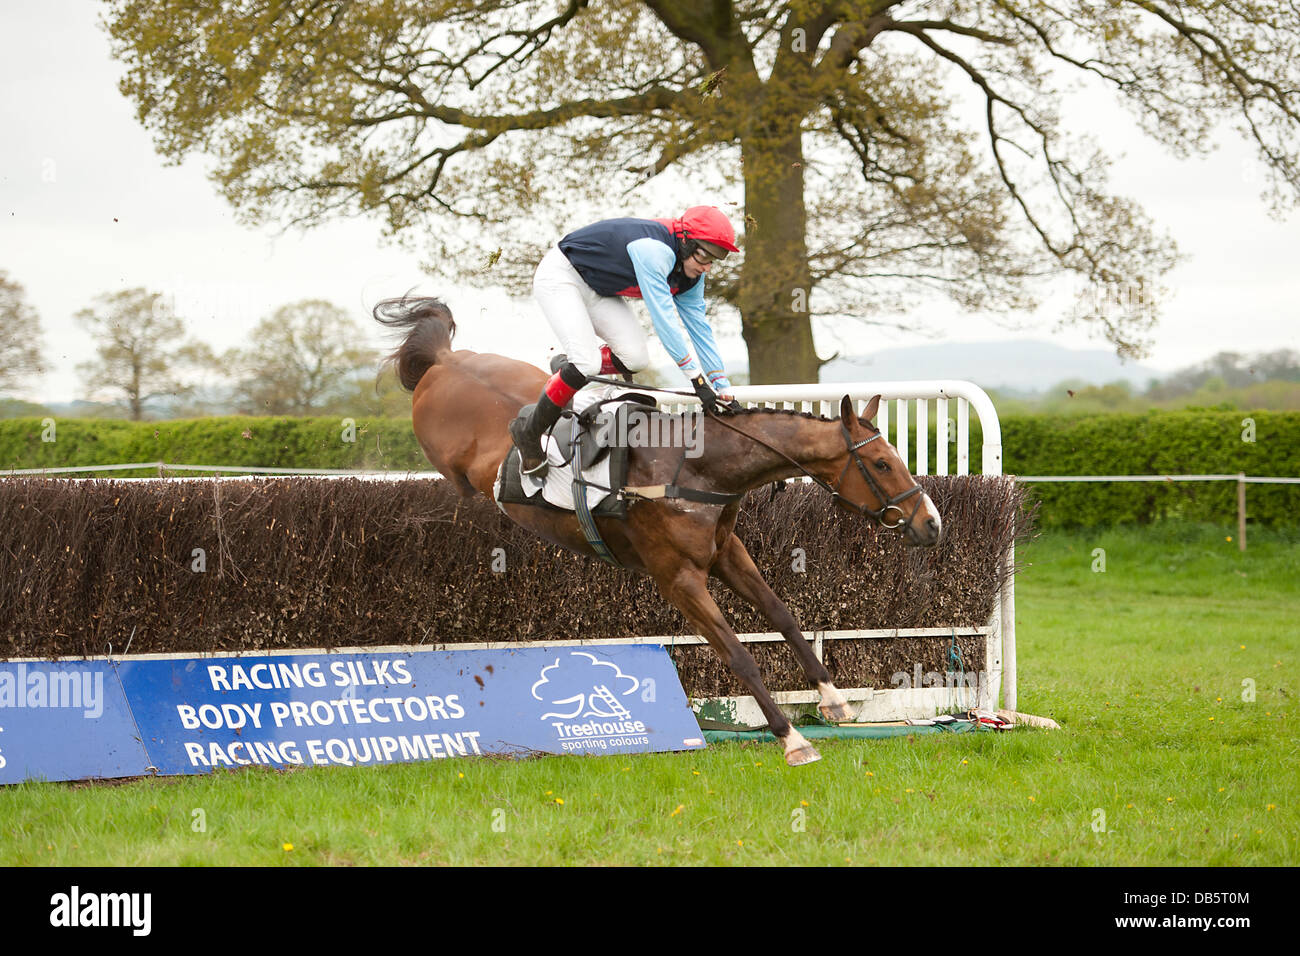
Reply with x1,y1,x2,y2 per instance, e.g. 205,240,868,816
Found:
509,393,565,475
509,362,587,474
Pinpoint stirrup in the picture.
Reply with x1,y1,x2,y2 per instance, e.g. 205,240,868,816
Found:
520,453,549,477
510,414,550,476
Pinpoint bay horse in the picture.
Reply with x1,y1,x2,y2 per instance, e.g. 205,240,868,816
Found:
375,297,942,766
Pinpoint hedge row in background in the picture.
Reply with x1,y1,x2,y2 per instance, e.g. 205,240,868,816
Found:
0,477,1028,696
0,416,430,475
1,410,1296,525
1000,410,1299,527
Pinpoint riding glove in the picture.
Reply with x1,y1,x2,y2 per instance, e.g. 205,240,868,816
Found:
691,375,719,414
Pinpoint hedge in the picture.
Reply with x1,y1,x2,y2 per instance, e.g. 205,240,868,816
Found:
0,477,1027,695
0,416,430,475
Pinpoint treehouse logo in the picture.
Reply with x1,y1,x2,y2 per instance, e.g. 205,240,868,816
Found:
531,651,651,751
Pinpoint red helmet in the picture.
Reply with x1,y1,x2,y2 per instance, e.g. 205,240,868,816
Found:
660,205,740,256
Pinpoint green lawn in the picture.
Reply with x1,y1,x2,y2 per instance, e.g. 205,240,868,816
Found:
2,523,1296,866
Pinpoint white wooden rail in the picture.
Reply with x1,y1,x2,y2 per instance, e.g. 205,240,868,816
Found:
727,380,1015,717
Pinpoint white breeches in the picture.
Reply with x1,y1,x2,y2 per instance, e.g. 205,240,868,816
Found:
532,245,650,377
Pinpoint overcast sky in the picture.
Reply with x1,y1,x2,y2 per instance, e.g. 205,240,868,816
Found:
2,0,1297,405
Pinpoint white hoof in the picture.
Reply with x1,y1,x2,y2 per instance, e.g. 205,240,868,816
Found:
817,682,855,723
782,727,822,767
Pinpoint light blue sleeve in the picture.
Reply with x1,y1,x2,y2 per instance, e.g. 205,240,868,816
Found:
673,279,732,393
626,237,702,380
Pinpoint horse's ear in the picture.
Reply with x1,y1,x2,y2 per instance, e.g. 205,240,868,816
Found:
839,395,855,428
857,394,881,424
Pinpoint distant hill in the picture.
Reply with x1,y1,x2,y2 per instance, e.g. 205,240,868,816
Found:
816,341,1161,394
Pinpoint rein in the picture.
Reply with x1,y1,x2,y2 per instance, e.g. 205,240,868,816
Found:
581,379,925,530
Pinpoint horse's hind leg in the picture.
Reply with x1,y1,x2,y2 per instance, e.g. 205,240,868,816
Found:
654,565,821,767
710,534,855,723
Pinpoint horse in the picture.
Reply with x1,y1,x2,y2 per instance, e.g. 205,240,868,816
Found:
374,297,942,766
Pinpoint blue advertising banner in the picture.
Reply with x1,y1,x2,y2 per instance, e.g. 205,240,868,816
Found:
116,645,705,774
0,661,152,785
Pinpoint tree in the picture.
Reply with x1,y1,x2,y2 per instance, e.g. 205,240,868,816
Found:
106,1,1300,382
74,288,203,420
228,300,378,415
0,271,47,394
1146,347,1300,400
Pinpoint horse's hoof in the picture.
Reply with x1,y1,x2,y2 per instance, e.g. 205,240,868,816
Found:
785,745,822,767
819,701,855,723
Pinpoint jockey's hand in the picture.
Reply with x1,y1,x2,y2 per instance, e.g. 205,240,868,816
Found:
719,397,742,415
690,375,719,414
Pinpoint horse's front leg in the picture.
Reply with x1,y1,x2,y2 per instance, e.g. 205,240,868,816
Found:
654,565,821,767
710,534,856,723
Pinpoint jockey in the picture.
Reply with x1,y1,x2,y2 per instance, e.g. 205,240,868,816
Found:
510,205,742,473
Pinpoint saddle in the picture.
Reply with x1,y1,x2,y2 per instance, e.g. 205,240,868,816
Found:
494,391,658,521
494,386,742,567
553,392,658,471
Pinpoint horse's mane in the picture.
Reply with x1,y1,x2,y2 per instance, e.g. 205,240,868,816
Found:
718,404,884,437
729,405,834,423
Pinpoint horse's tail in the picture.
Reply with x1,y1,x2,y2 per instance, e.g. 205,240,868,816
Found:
372,296,457,392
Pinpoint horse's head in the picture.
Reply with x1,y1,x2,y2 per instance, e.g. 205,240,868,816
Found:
833,395,942,547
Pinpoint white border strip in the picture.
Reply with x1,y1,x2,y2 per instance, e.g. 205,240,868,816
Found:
4,627,991,664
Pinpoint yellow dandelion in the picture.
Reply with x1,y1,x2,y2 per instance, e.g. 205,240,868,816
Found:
458,772,465,779
800,800,809,807
865,771,874,777
1167,797,1175,803
1218,788,1226,793
1028,795,1035,802
961,759,968,765
555,798,564,805
1126,803,1134,808
692,770,701,776
1267,804,1277,811
736,839,744,847
670,804,685,817
282,842,294,852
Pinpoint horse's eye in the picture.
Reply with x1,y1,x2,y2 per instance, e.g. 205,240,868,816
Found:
875,460,889,472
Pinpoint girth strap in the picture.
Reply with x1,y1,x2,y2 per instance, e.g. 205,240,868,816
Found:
573,471,622,567
618,484,744,506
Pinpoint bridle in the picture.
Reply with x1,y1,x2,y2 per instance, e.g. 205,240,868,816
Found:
706,411,927,531
829,423,926,529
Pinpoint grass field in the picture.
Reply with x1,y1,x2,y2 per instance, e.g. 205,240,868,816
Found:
2,523,1296,866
